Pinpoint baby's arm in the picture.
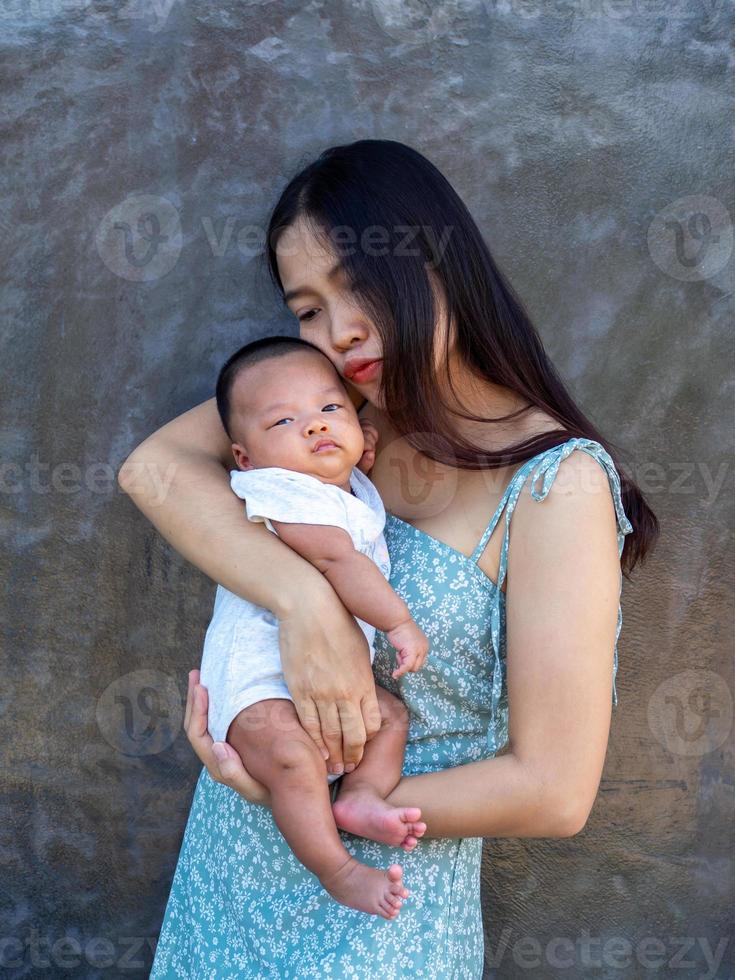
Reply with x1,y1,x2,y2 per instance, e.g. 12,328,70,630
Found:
271,521,429,679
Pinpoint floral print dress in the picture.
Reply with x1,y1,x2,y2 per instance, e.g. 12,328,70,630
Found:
150,438,633,979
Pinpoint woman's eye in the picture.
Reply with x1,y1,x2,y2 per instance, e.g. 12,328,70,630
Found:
322,404,341,412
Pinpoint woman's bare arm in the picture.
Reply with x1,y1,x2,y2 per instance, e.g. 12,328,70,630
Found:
117,398,382,769
385,451,622,837
118,398,306,607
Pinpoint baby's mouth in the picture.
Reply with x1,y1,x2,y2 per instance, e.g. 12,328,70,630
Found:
312,439,340,453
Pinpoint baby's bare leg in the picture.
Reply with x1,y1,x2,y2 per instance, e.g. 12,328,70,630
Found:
226,699,409,919
332,686,427,850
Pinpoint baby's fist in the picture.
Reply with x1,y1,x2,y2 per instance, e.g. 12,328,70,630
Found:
385,620,430,679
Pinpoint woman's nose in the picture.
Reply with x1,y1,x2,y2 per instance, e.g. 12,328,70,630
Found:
329,301,370,353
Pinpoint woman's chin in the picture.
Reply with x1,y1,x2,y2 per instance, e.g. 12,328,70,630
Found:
358,384,385,411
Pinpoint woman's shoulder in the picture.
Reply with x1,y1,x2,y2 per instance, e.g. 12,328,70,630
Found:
508,432,632,549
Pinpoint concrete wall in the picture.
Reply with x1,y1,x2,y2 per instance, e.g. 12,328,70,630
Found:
2,1,733,977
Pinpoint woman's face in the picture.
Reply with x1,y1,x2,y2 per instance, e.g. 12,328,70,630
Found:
276,216,457,412
276,216,386,408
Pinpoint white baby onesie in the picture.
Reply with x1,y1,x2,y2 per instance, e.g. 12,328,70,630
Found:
199,465,391,782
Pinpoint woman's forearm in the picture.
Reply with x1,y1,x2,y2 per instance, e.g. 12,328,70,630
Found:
117,405,330,615
385,751,580,840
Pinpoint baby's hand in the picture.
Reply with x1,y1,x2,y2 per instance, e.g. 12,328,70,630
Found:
357,419,379,475
385,619,429,679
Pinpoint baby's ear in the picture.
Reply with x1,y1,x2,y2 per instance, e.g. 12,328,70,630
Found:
231,442,253,471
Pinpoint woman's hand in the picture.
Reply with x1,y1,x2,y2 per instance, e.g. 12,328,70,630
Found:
278,590,382,776
183,669,272,807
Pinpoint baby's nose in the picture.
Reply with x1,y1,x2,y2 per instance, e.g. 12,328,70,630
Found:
305,420,328,436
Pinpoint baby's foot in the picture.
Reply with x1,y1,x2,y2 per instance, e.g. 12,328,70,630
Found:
320,859,408,920
333,785,427,851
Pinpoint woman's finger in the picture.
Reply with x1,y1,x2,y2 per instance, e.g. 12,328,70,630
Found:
189,682,212,744
211,742,272,806
361,689,383,741
183,668,199,734
211,742,245,783
316,700,344,771
337,700,366,770
294,697,330,761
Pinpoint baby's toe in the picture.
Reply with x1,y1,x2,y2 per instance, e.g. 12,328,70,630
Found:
380,897,400,918
386,863,403,884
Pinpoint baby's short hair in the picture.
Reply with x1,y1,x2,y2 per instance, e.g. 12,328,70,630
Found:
215,335,341,439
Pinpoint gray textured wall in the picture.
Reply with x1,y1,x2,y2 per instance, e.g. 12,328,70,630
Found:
2,1,733,977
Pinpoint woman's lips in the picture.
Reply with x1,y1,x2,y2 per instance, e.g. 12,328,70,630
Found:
348,359,382,384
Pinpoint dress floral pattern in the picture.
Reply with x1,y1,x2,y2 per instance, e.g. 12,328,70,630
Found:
150,439,633,979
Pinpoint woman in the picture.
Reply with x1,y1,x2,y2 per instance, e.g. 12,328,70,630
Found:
119,140,658,978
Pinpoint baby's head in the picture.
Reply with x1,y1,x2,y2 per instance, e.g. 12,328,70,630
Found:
216,336,365,485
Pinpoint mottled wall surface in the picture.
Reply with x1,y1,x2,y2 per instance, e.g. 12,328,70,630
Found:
2,1,733,977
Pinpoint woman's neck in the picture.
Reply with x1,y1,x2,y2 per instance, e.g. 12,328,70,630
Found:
436,353,535,446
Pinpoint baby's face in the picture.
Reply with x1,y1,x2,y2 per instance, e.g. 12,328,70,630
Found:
228,350,365,484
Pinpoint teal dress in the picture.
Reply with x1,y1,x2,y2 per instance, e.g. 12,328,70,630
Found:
150,438,633,979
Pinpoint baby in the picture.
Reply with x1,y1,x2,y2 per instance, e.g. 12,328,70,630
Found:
199,334,430,920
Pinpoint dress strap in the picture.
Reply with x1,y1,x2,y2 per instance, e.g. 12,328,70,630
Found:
471,436,634,570
469,455,541,565
493,437,634,590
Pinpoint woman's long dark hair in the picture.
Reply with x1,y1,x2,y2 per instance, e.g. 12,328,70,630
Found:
265,139,659,574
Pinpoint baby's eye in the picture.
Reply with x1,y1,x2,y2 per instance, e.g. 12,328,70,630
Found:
298,309,320,323
271,405,339,426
